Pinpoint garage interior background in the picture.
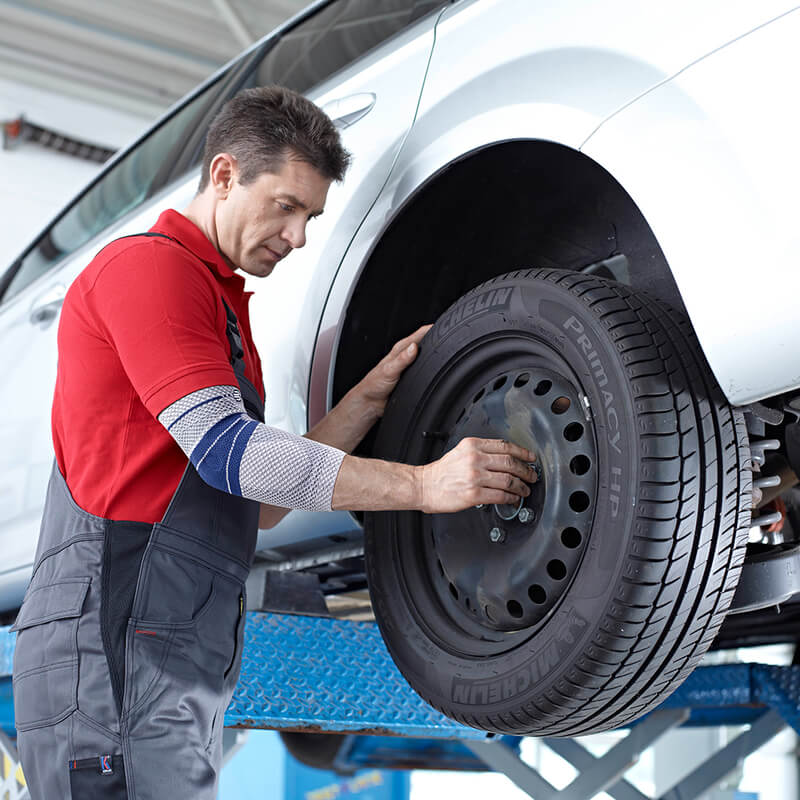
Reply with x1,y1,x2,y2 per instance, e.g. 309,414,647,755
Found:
0,1,797,799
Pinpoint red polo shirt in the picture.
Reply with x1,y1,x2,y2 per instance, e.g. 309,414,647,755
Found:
53,209,265,523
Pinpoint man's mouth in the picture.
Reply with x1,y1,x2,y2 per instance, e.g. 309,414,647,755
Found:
265,246,288,261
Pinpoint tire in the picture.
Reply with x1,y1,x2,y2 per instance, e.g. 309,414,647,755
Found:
364,268,751,736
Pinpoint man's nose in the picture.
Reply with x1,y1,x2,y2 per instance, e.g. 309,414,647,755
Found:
282,220,306,250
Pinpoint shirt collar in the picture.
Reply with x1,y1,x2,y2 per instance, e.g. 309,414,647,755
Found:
150,208,241,284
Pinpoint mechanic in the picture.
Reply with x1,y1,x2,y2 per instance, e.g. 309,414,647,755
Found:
11,86,537,799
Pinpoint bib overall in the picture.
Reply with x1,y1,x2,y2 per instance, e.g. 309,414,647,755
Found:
11,237,264,799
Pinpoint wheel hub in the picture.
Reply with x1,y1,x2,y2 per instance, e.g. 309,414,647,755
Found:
428,366,596,632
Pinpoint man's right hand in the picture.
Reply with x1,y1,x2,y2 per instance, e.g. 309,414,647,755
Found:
329,437,537,514
418,437,537,513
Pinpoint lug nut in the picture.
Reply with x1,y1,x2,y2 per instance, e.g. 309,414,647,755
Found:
489,527,505,543
518,507,535,524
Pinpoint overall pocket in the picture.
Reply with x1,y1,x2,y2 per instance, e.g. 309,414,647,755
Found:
130,540,217,624
68,753,126,798
11,578,90,731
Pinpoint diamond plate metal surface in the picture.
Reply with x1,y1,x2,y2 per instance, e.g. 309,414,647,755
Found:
658,664,754,709
3,615,800,739
224,612,486,738
0,614,483,738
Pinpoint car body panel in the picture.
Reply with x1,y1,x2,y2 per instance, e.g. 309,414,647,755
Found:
311,0,800,418
582,6,800,404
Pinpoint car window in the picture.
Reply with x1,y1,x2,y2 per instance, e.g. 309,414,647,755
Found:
0,75,225,306
0,0,441,307
249,0,442,94
163,0,443,179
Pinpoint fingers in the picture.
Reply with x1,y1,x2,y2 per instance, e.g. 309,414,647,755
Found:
483,453,538,483
472,437,536,464
480,471,531,498
389,324,434,356
474,489,525,506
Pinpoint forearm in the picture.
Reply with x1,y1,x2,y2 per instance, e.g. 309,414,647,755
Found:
330,455,420,511
257,392,378,527
258,406,400,528
305,387,380,453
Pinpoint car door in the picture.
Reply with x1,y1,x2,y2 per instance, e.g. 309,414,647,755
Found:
234,0,448,437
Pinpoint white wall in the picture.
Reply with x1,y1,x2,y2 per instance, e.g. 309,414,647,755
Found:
0,77,152,271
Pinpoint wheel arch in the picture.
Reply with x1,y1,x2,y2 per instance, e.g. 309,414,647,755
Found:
331,138,684,456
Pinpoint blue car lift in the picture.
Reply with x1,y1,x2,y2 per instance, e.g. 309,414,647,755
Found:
0,612,798,799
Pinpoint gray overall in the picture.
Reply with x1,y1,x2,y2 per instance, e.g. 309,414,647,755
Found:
11,235,264,799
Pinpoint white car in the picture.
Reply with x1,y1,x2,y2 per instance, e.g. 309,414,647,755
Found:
2,0,799,737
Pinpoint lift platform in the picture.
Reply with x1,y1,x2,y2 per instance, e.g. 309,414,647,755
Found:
0,612,798,799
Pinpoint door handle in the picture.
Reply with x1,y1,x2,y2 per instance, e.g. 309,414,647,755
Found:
30,284,67,324
322,93,376,129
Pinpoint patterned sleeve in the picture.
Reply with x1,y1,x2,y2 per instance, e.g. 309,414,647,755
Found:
157,385,346,512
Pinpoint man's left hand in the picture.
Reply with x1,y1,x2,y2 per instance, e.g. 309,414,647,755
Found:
356,324,433,419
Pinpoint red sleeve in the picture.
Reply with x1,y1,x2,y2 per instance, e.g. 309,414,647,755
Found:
84,239,238,417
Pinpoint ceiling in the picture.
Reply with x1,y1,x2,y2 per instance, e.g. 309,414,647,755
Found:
0,0,311,119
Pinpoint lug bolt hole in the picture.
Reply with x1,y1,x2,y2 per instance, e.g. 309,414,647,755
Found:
547,559,567,580
569,491,591,512
551,396,571,414
570,455,591,475
507,600,523,618
528,584,546,604
534,379,552,396
561,527,582,549
564,422,584,442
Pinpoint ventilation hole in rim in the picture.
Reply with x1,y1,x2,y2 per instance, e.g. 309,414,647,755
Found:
569,491,591,512
493,376,507,391
484,605,495,622
473,387,485,403
561,527,582,548
570,454,591,475
564,422,584,442
465,596,471,610
534,379,552,396
547,559,567,580
456,408,466,424
551,396,571,414
507,600,523,618
437,559,444,576
528,584,546,604
449,583,459,600
514,372,530,387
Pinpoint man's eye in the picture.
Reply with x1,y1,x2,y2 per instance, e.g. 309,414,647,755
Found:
278,203,294,213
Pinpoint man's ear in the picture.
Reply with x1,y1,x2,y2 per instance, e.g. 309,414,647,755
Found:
208,153,238,198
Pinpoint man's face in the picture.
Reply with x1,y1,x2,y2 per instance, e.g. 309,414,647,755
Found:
216,156,331,278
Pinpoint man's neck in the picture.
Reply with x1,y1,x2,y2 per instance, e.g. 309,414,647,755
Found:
183,193,239,275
